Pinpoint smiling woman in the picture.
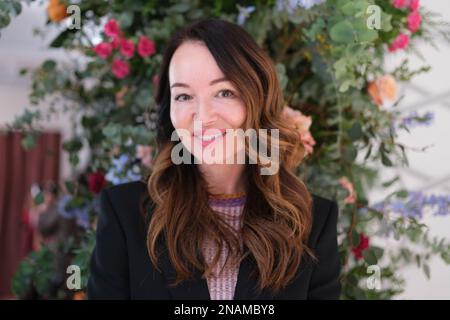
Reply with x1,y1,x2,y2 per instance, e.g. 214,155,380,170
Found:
87,18,341,300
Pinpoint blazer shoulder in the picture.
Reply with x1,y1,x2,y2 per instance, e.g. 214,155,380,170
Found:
101,180,149,224
309,194,339,247
103,180,147,199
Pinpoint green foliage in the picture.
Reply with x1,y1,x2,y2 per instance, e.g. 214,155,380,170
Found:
11,245,55,299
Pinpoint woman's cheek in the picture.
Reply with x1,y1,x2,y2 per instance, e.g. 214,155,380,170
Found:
170,104,191,129
223,101,247,128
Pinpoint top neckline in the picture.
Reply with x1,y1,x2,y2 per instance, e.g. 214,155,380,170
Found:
208,191,247,200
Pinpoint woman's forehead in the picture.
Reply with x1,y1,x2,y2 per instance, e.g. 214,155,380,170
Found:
169,41,225,87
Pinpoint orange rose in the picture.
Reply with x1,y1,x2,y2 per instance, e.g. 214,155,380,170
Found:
339,177,357,204
281,105,316,156
47,0,68,23
115,86,129,107
367,74,397,106
72,291,86,300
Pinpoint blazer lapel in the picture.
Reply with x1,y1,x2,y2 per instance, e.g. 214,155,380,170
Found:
233,253,274,300
157,239,211,299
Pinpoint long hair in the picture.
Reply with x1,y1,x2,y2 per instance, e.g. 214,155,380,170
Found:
146,18,313,295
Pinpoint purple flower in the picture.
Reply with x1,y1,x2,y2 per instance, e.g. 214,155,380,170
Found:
399,111,434,129
373,191,449,218
236,5,255,26
75,210,90,229
276,0,325,12
57,195,75,219
276,0,298,13
297,0,325,9
57,195,92,229
106,154,141,185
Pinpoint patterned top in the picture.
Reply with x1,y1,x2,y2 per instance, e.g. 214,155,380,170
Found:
202,192,246,300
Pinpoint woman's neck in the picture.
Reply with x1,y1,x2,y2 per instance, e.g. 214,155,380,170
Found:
198,163,247,195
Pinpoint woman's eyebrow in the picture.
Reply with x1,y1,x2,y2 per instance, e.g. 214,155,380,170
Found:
170,82,189,89
170,77,229,89
209,77,229,86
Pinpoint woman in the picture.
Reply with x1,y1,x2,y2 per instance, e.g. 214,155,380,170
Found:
87,18,341,300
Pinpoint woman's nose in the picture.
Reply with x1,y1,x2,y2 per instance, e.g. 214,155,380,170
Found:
194,100,217,124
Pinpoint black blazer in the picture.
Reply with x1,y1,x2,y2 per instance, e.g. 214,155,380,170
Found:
87,181,341,300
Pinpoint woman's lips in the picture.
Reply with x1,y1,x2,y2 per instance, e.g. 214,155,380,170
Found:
193,131,227,147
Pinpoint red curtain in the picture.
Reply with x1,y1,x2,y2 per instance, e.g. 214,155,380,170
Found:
0,131,61,298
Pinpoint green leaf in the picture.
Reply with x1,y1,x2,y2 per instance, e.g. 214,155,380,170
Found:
381,151,393,167
118,12,134,29
352,230,360,247
329,20,355,43
380,11,393,32
347,122,363,141
339,79,353,92
0,12,11,29
363,248,378,265
355,20,378,42
21,133,37,150
340,1,369,16
415,254,421,268
42,60,56,71
49,29,77,48
303,18,325,40
423,263,430,279
371,246,384,260
34,192,44,205
69,153,80,167
275,63,288,90
395,189,409,199
62,138,83,152
19,68,28,75
168,3,190,13
65,181,75,194
343,144,357,162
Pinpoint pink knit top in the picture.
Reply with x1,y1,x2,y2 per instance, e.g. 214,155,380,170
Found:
202,192,246,300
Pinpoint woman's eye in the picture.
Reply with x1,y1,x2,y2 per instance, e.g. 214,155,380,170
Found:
174,94,192,102
217,89,235,98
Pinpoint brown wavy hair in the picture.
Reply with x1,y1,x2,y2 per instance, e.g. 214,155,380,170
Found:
145,18,313,295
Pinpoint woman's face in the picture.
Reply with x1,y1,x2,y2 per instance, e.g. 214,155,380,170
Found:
169,40,247,164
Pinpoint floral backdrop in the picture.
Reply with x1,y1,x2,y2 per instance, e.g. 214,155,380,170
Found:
1,0,450,299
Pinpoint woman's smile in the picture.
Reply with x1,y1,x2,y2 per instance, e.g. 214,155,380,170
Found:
192,129,227,147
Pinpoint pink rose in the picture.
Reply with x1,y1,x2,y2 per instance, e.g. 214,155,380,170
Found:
281,106,316,156
110,36,121,49
136,145,153,168
352,233,370,260
409,0,419,11
300,131,316,155
407,10,421,33
93,42,112,59
120,38,135,58
138,36,156,58
88,171,106,194
104,19,121,38
112,59,130,79
392,0,406,9
388,33,410,52
339,177,357,204
152,74,160,87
